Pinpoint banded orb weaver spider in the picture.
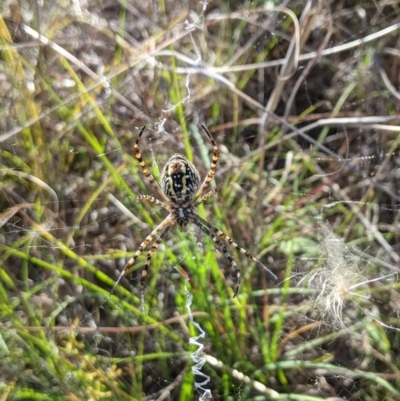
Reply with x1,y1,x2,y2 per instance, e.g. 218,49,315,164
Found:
112,125,277,298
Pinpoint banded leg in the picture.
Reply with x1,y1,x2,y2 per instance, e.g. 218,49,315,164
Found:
193,187,219,208
109,216,174,295
191,212,278,282
191,217,241,297
133,126,170,203
140,222,173,298
195,125,219,199
137,195,171,212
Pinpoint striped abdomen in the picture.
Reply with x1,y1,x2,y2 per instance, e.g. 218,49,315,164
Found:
161,154,201,203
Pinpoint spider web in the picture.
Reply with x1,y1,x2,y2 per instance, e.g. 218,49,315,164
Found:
1,1,400,401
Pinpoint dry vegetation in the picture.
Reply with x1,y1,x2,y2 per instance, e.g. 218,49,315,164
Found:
1,0,400,400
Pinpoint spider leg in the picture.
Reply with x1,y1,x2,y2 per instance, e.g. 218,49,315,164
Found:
194,125,219,199
133,126,170,203
110,215,174,296
137,195,171,212
193,187,219,208
191,212,278,282
190,216,241,297
140,222,173,299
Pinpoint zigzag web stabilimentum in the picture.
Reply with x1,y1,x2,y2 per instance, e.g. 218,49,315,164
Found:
162,1,208,114
185,279,212,400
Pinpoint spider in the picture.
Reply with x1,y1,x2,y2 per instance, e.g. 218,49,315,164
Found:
112,125,277,299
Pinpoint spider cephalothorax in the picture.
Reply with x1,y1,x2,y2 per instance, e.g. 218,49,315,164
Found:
110,125,277,299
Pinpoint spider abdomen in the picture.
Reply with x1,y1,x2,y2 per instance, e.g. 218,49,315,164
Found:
161,154,201,203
